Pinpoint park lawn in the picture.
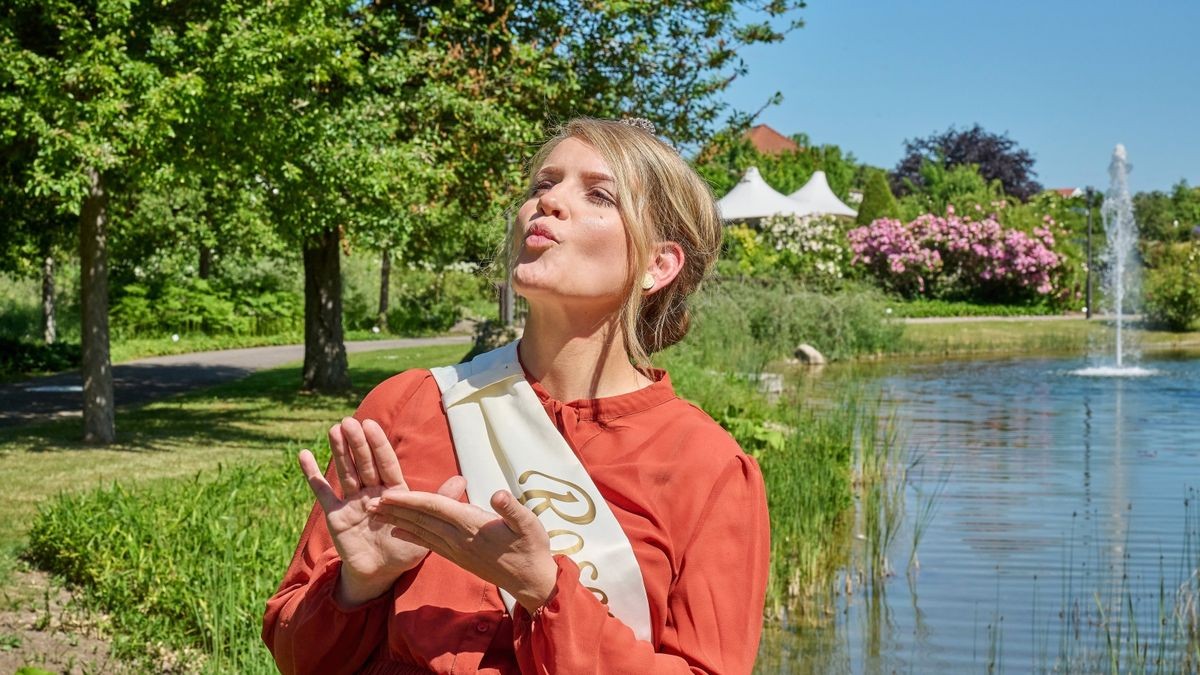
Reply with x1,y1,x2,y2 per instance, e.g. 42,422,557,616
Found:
108,328,436,364
894,319,1200,357
0,343,470,556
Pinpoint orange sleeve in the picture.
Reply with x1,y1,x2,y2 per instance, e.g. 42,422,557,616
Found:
511,454,770,674
261,370,431,675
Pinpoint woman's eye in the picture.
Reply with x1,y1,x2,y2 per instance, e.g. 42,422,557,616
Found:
529,180,553,196
587,190,615,207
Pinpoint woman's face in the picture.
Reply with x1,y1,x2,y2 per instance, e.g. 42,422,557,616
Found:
512,137,633,312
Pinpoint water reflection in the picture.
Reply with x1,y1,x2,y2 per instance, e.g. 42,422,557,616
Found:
760,353,1200,673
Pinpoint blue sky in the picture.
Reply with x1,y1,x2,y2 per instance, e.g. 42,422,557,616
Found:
721,1,1200,194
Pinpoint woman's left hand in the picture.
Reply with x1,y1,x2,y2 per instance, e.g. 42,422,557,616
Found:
368,486,559,613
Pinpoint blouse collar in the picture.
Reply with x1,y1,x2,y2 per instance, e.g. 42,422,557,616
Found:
516,348,677,423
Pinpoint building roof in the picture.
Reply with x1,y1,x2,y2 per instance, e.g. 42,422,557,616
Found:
743,124,801,155
1049,187,1084,198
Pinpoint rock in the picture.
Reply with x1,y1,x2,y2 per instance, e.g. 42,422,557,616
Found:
793,343,826,365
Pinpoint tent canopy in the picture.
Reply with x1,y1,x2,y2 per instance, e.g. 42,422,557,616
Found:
787,170,857,218
716,166,808,221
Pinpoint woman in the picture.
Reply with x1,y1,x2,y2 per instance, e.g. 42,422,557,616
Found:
263,118,770,674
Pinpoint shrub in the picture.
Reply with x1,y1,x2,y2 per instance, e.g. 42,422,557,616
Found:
759,215,851,288
384,263,489,335
716,224,779,278
111,275,302,338
682,279,903,364
1143,241,1200,331
895,162,1008,222
848,209,1062,304
856,169,899,226
0,338,80,377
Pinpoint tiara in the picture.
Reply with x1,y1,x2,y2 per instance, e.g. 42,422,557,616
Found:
620,117,656,135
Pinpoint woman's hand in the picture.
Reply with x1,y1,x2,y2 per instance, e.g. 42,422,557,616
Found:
368,487,559,613
298,417,466,607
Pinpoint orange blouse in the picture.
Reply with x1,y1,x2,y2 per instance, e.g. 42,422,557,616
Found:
262,365,770,674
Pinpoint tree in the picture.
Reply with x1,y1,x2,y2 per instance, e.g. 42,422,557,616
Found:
855,169,899,226
1134,180,1200,243
210,0,809,393
695,135,867,203
1,0,202,443
5,0,809,401
891,124,1042,201
0,137,74,344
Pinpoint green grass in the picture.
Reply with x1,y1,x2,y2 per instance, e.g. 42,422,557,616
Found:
892,319,1200,358
3,343,469,671
887,297,1063,319
107,327,423,364
0,344,470,552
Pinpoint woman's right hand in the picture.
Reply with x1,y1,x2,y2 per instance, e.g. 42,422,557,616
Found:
298,417,466,607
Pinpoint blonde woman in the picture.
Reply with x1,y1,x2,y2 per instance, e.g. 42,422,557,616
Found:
263,118,770,674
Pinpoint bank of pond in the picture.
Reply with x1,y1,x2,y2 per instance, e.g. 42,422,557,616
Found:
16,331,1200,673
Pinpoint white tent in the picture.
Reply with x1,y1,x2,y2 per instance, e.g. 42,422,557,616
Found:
787,170,857,218
716,166,808,221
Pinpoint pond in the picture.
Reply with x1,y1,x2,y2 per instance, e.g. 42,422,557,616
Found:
759,351,1200,673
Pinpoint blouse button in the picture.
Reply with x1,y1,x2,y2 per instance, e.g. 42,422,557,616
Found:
475,622,490,633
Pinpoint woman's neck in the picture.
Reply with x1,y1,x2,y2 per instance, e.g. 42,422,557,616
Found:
517,305,651,402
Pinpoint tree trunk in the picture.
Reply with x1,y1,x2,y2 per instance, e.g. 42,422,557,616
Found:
41,238,56,345
377,248,391,329
198,244,213,279
79,168,115,444
302,227,350,392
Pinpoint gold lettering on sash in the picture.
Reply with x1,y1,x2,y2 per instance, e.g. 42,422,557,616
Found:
545,529,585,556
579,561,610,605
517,472,612,608
579,561,600,580
517,470,597,525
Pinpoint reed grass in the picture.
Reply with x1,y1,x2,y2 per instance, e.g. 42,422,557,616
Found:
25,452,320,672
1012,489,1200,673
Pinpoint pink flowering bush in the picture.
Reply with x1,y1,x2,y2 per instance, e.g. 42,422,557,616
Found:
848,208,1062,302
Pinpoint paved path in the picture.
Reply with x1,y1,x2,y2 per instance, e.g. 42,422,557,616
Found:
0,335,471,429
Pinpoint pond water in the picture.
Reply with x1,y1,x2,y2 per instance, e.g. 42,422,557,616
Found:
759,351,1200,673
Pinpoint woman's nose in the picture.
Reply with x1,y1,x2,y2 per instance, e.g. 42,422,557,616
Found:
537,185,567,219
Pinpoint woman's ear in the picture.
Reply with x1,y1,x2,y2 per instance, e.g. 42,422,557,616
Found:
643,241,685,294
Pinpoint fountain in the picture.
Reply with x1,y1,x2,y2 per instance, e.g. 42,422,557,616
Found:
1075,145,1155,377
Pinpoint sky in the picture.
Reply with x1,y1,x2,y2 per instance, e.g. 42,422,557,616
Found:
721,1,1200,194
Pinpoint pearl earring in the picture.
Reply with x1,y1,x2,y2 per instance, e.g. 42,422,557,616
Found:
641,273,655,291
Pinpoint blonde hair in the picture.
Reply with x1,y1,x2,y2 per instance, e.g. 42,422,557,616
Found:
508,118,723,366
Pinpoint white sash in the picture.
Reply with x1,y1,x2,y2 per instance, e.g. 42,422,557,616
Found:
429,340,652,641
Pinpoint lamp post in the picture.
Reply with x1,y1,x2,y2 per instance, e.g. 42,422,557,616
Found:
1085,186,1094,320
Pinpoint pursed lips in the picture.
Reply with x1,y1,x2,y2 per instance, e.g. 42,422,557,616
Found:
525,223,559,246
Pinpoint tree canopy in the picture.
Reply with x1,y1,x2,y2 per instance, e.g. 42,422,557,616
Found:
2,0,811,432
891,124,1042,201
1134,180,1200,243
695,133,866,202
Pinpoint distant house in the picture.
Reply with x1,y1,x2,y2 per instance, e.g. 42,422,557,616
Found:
743,124,801,155
1049,187,1084,199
